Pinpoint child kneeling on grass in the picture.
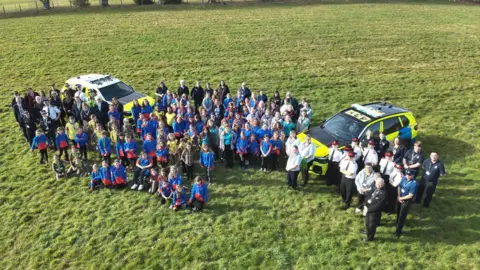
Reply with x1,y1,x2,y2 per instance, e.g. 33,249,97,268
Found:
171,185,187,211
188,176,209,213
99,160,113,188
111,159,128,189
158,180,173,205
52,155,66,180
148,168,160,194
90,164,102,191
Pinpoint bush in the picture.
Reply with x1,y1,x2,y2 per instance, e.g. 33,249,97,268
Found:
133,0,154,4
70,0,90,7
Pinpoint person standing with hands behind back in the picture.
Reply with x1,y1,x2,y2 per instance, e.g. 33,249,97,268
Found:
416,152,446,208
361,175,387,242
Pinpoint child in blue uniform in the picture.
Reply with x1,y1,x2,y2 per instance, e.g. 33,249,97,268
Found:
188,176,209,212
200,144,215,185
111,159,128,188
55,127,69,161
158,180,173,204
270,132,282,171
89,164,102,191
247,134,260,169
236,131,249,170
98,130,112,166
260,134,272,172
132,151,153,191
171,185,188,211
31,129,50,164
74,127,88,161
99,160,113,187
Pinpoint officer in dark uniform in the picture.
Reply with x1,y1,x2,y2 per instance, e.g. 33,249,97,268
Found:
362,175,387,242
402,141,424,178
22,111,37,145
396,170,418,238
377,132,390,159
416,152,446,208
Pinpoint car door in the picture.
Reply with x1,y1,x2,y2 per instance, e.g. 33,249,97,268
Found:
360,121,380,141
381,116,402,141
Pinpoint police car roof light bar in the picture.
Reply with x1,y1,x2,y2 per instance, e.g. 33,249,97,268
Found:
351,104,385,118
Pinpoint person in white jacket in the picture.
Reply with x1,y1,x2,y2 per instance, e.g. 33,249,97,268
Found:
354,163,376,214
285,130,300,157
339,151,358,210
299,135,316,187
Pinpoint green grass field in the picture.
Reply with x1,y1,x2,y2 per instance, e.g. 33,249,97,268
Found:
1,2,480,269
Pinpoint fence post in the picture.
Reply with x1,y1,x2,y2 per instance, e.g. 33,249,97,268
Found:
141,0,143,6
2,5,5,14
120,0,122,7
19,3,22,11
35,1,39,11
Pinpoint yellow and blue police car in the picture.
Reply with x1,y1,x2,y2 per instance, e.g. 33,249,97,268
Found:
65,74,155,119
297,102,418,176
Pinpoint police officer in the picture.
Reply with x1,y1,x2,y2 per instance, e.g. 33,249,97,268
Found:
361,175,387,242
326,140,343,187
339,151,358,210
403,141,424,178
416,152,446,208
396,170,418,238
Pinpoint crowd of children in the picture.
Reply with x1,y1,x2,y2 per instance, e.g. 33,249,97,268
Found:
20,80,314,212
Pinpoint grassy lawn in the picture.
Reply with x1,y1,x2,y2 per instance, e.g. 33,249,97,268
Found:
0,2,480,269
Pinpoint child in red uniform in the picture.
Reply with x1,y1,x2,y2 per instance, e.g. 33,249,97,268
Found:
158,180,173,204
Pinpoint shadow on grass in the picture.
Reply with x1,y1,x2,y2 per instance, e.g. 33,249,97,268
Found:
416,134,476,164
0,0,473,20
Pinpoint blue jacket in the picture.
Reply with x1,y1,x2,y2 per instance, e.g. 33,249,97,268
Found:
136,118,143,131
55,133,69,150
74,132,88,147
116,139,126,157
159,184,172,197
236,138,249,154
241,128,253,139
111,165,127,180
271,139,282,155
131,105,141,121
142,139,157,157
261,140,272,156
141,105,153,116
99,166,112,181
172,120,187,134
156,147,169,162
31,134,50,150
223,98,233,109
200,151,215,168
90,171,102,182
124,139,138,158
248,140,260,155
97,137,112,156
256,128,271,140
190,182,209,202
107,110,120,121
168,173,183,188
195,120,203,134
172,190,188,206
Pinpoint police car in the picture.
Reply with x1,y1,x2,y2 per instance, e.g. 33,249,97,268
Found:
65,74,155,118
297,102,418,176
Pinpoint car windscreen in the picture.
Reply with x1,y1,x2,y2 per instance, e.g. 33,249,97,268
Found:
98,82,134,101
322,113,366,142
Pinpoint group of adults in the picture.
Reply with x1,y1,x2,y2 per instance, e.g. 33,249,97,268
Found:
286,134,446,241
